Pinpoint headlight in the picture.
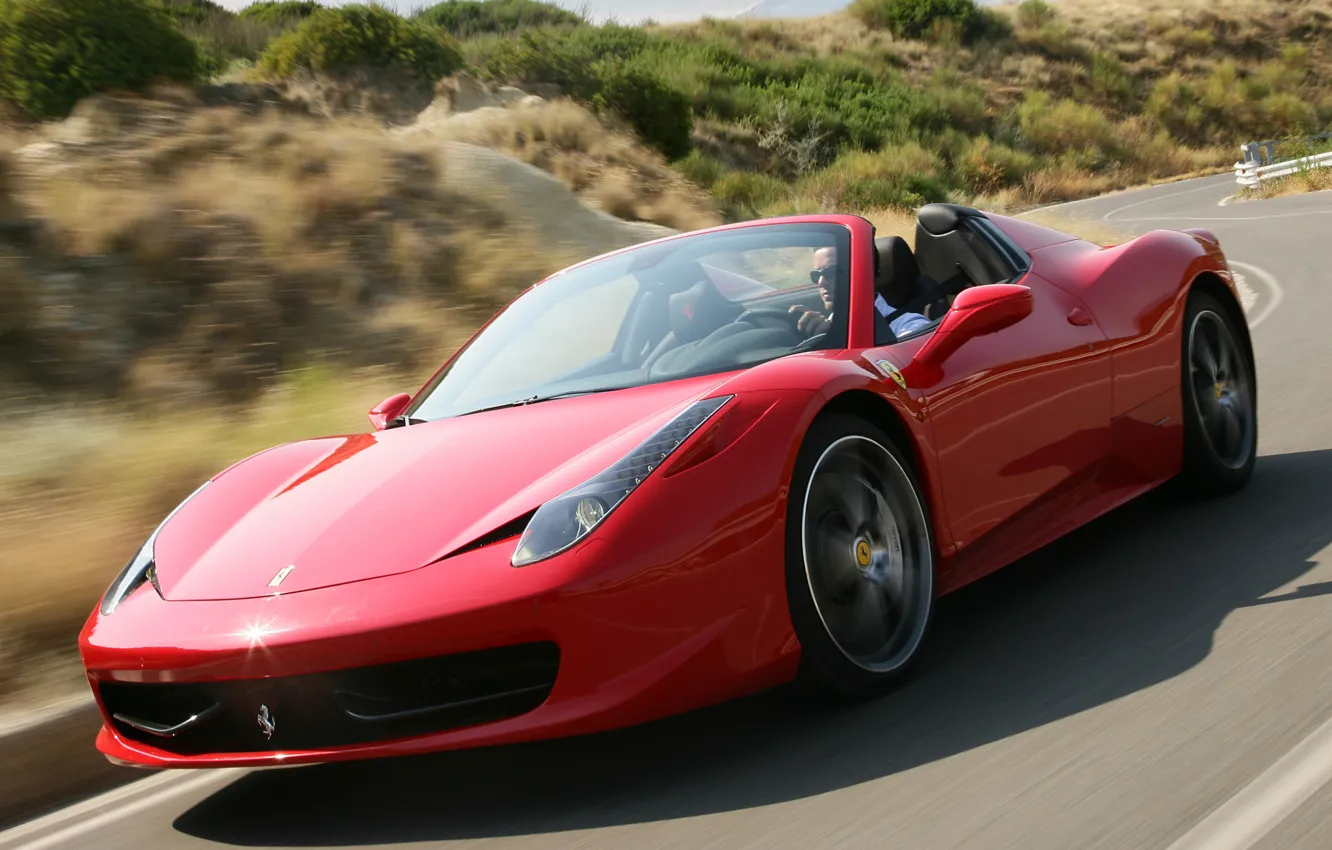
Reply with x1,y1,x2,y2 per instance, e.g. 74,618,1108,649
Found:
512,395,732,567
100,481,210,615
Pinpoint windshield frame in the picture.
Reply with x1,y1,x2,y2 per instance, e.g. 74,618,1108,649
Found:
401,218,858,423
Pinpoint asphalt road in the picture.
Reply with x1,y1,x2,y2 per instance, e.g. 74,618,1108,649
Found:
5,176,1332,850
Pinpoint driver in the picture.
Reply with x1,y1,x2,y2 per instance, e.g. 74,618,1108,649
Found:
789,246,931,339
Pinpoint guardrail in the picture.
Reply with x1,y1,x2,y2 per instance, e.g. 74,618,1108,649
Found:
1235,132,1332,187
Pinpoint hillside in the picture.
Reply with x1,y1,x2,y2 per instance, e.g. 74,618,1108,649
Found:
0,0,1327,708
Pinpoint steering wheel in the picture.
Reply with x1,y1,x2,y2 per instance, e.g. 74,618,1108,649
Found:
789,333,828,354
736,308,801,332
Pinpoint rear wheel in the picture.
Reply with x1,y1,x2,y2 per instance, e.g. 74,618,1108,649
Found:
1178,290,1257,495
785,414,936,699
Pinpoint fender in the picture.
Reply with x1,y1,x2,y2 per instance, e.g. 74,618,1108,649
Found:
1021,229,1226,418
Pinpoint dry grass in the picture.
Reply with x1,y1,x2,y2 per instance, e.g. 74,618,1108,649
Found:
862,208,919,245
1017,208,1137,247
1239,166,1332,201
0,367,420,707
416,98,722,231
3,86,578,406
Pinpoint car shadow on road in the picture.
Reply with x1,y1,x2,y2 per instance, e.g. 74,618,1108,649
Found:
174,448,1332,847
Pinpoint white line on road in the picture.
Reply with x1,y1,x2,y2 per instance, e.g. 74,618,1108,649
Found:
1164,712,1332,850
1101,179,1233,222
1228,261,1284,330
1231,272,1257,313
1108,210,1332,223
0,769,244,850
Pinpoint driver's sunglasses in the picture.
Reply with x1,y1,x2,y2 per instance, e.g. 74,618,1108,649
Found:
809,264,840,285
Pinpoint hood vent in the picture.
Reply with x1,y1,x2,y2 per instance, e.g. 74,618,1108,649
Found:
436,509,538,563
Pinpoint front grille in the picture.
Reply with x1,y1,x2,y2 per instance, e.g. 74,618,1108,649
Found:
98,641,559,755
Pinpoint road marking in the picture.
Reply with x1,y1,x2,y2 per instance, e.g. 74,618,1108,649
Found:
1109,210,1332,223
1231,272,1257,313
1014,174,1235,218
1164,712,1332,850
0,769,244,850
1102,179,1233,222
1228,261,1283,330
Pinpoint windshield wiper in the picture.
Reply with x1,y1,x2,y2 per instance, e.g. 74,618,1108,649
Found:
460,387,622,418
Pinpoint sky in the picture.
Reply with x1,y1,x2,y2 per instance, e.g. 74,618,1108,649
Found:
216,0,1011,23
213,0,847,24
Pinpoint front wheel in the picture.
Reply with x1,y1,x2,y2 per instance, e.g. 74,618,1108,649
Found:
784,414,937,699
1177,290,1257,496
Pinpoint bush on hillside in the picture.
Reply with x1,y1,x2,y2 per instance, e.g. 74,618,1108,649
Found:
0,0,200,119
160,0,231,25
237,1,322,24
256,4,464,83
416,0,584,37
1015,0,1055,29
483,29,693,159
589,59,693,160
851,0,1002,43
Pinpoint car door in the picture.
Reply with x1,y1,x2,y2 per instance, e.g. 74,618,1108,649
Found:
875,217,1114,588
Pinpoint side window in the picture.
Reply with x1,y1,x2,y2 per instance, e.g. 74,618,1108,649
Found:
964,219,1029,285
914,216,1027,295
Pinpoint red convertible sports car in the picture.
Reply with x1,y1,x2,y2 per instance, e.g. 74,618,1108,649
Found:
80,203,1256,768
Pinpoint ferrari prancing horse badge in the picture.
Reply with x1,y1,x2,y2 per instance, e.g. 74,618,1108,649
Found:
875,359,908,390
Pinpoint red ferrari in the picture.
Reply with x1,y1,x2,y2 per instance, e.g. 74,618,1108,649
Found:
80,204,1256,768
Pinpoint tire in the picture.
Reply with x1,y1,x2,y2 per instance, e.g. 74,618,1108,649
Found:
1177,290,1258,496
784,413,937,699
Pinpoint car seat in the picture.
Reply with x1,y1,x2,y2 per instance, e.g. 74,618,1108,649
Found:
874,236,950,322
641,275,743,372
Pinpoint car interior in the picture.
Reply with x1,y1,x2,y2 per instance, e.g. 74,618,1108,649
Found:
873,203,1032,346
465,205,1033,409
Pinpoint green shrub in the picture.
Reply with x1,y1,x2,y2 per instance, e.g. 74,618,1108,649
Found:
1015,0,1055,29
160,0,231,25
794,143,950,211
851,0,994,43
416,0,584,37
256,4,464,82
1016,91,1125,169
1088,51,1135,104
480,27,693,159
237,1,322,24
678,151,725,188
0,0,200,119
590,59,693,160
955,135,1036,193
711,171,789,219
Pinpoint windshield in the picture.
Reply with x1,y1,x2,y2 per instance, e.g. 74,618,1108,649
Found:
407,222,852,422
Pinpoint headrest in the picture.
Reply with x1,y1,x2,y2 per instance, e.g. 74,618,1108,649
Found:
668,276,734,343
874,236,921,304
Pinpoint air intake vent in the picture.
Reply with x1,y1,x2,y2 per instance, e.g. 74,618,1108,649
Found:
441,509,537,561
99,641,560,755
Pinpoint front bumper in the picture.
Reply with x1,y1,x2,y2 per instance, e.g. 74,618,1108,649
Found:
80,393,810,768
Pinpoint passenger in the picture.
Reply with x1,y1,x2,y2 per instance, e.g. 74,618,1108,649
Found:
789,246,932,339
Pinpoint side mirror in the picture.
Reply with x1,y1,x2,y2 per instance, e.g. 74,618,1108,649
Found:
907,284,1033,383
368,393,412,431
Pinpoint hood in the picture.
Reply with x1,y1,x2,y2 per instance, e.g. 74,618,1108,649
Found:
152,374,730,601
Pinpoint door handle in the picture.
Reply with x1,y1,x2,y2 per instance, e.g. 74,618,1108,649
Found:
1067,306,1093,326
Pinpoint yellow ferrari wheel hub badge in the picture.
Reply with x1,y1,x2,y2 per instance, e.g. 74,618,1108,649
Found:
855,540,872,567
1214,381,1224,400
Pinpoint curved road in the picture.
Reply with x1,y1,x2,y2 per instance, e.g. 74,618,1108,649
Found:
5,176,1332,850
